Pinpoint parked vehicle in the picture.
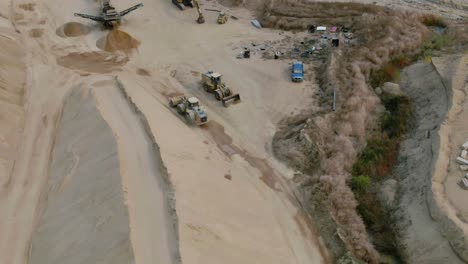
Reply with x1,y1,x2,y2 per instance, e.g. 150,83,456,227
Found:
291,61,304,82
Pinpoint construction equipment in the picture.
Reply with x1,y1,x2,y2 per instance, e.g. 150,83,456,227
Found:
172,0,204,24
193,0,205,24
291,60,304,82
74,0,143,28
172,0,194,10
201,71,241,107
217,11,228,24
169,95,208,125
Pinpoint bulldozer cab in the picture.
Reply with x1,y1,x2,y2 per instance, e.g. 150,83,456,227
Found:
188,97,200,108
208,72,222,83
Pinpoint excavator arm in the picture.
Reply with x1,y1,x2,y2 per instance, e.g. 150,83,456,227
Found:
119,3,144,17
193,0,205,24
74,13,105,22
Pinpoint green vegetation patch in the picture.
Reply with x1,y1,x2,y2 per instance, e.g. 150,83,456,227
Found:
350,93,411,260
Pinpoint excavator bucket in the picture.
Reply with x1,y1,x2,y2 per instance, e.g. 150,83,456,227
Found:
221,93,241,107
197,13,205,24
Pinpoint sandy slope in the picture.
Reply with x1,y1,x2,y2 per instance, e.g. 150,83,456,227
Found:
0,2,92,263
92,78,180,264
29,87,134,264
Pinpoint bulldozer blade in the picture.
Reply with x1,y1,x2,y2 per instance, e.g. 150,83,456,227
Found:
221,93,241,107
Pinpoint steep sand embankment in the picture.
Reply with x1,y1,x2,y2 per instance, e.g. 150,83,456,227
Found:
395,60,464,263
29,87,134,264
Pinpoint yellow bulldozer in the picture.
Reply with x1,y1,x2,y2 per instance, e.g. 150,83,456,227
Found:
172,0,204,24
217,11,228,24
169,95,208,125
201,71,241,107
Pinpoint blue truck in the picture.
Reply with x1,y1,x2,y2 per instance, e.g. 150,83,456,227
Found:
291,61,304,82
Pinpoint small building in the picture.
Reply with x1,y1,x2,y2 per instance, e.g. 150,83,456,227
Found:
316,26,327,32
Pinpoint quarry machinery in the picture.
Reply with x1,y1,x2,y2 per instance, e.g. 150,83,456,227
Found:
172,0,194,10
173,0,204,24
194,0,205,24
74,0,143,28
201,71,241,107
169,95,208,125
217,11,228,24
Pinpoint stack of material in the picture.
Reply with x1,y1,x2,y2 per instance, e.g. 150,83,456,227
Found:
458,140,468,189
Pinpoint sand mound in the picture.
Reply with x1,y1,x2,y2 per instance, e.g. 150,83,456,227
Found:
136,68,151,76
56,22,89,38
97,29,140,53
56,51,129,73
29,28,43,38
18,3,35,11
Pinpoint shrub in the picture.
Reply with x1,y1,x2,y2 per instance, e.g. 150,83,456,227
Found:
381,95,411,138
370,62,406,88
420,14,447,28
352,175,371,192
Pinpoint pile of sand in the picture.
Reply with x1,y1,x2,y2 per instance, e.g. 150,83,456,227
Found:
56,51,129,73
56,22,89,38
98,29,140,53
29,28,43,38
18,3,35,11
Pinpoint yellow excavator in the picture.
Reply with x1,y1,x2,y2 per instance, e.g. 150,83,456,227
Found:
172,0,204,24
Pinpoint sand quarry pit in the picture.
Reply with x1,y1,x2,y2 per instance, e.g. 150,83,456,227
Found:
1,0,467,264
56,22,89,38
97,29,140,53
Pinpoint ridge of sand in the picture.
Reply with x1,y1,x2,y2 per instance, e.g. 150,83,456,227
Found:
92,78,180,264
